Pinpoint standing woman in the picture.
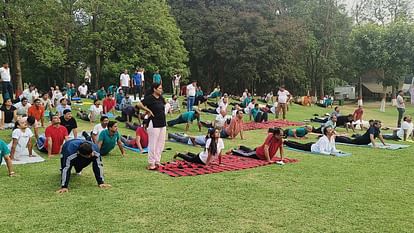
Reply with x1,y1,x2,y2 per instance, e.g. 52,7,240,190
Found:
136,83,166,170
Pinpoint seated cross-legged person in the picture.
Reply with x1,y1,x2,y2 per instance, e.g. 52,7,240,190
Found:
284,126,340,155
0,98,17,130
173,128,224,166
121,119,149,152
60,109,78,139
233,127,284,164
335,120,388,147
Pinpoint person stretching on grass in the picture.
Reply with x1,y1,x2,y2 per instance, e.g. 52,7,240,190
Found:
284,126,341,155
232,127,285,164
57,139,111,194
167,109,202,132
0,139,15,177
121,119,149,153
174,128,224,166
284,125,313,139
220,110,244,140
335,120,388,148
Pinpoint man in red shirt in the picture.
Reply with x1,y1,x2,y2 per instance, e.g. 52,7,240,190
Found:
44,115,69,158
121,119,149,153
103,93,116,114
353,105,364,130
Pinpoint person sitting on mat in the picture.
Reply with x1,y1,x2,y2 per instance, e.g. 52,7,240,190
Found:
57,139,111,194
284,125,313,139
232,127,284,164
121,119,149,153
382,116,413,141
220,110,244,140
173,128,224,166
0,139,15,176
284,126,340,155
251,103,268,122
167,109,202,132
335,120,388,147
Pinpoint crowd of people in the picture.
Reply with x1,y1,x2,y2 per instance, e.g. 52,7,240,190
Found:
1,62,413,194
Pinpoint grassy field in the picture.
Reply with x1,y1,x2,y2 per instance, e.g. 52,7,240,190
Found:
0,98,413,233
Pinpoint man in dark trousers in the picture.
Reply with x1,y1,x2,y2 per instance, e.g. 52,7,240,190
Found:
56,139,111,193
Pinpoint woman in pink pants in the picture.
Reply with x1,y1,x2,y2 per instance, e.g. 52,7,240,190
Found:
136,83,166,170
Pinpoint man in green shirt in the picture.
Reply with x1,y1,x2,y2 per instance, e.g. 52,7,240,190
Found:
167,110,201,132
0,139,15,176
96,86,107,100
153,69,162,84
97,121,125,156
284,126,313,139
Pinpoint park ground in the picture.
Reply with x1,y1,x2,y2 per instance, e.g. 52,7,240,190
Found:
0,98,413,233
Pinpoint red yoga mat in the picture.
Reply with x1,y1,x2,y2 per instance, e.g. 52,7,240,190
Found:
242,119,304,131
157,154,299,177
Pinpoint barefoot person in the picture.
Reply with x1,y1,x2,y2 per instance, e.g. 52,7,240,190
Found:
233,127,284,164
56,139,111,193
174,128,224,166
135,83,167,170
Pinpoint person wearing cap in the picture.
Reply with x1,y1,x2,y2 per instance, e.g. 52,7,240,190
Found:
60,109,78,139
43,115,69,158
56,139,111,194
167,109,201,132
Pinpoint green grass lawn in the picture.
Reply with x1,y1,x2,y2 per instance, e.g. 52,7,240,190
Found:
0,98,413,232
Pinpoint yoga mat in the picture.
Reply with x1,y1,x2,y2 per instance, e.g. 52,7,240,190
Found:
123,145,148,153
167,139,200,147
157,154,298,177
285,146,351,157
243,119,304,131
336,142,409,150
71,97,81,101
104,112,115,118
1,150,45,165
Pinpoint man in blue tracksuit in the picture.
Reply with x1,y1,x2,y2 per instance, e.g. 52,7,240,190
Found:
56,139,111,193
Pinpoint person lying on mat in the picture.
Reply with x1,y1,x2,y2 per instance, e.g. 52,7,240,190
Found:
284,125,313,139
232,127,284,164
168,128,216,147
284,126,341,155
335,120,388,147
121,119,149,153
313,115,337,134
0,139,15,176
382,116,413,141
97,121,125,156
173,128,224,166
220,110,244,140
200,110,229,130
57,139,111,194
167,109,202,132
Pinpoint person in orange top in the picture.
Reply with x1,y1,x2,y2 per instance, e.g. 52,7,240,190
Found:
28,99,45,127
220,110,244,140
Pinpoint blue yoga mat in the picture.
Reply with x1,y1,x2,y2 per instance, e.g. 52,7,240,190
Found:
72,97,81,101
285,146,351,157
335,142,409,150
123,145,148,153
104,112,115,118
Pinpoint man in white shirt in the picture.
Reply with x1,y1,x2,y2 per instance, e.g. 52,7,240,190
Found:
215,96,228,114
173,73,181,96
119,69,130,96
276,86,290,119
92,116,109,143
213,110,228,130
396,90,405,127
21,85,36,103
397,116,413,141
186,81,197,112
0,62,13,100
14,98,32,116
78,83,88,98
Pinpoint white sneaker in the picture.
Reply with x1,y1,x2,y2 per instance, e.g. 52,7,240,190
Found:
276,160,285,165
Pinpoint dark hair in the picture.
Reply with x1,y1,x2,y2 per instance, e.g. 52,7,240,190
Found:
78,142,93,157
3,98,11,104
100,116,109,122
60,98,67,103
207,128,219,156
107,121,117,128
323,126,332,136
144,82,165,103
27,116,35,125
21,97,28,102
107,93,112,97
334,106,339,111
34,98,41,103
93,99,99,104
268,127,282,135
403,116,408,121
142,118,150,127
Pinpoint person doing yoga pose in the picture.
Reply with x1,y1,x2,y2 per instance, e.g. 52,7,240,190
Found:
232,127,284,164
173,128,224,165
335,120,388,147
284,126,340,155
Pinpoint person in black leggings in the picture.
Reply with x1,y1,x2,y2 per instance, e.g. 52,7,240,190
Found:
335,120,388,147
